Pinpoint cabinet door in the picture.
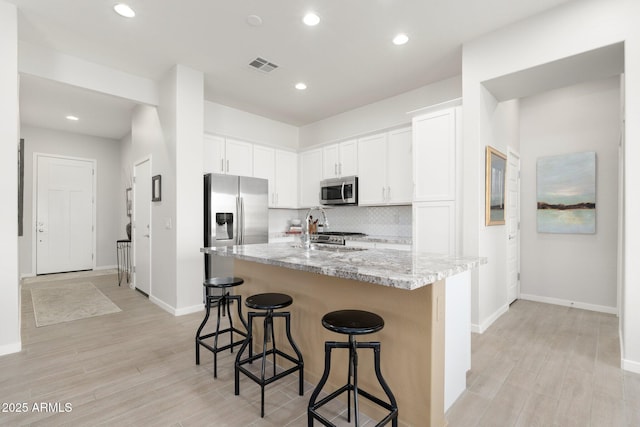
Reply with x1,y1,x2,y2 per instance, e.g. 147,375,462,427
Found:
275,150,298,208
203,134,225,174
413,201,456,255
299,148,323,208
339,139,358,177
357,133,387,205
413,108,457,201
322,144,339,179
386,127,412,204
253,145,276,206
225,138,253,176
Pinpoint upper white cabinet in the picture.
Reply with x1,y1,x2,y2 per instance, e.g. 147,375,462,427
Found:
274,150,298,208
253,146,298,208
203,134,253,176
386,127,413,204
323,140,358,179
299,148,323,208
412,108,457,201
357,127,412,206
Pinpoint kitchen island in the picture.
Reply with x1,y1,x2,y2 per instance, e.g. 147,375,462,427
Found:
201,243,484,427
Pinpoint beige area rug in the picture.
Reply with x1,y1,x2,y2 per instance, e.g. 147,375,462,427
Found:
31,282,121,327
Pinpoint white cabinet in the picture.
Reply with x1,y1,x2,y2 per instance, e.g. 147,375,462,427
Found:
412,106,460,255
299,148,323,208
413,201,456,254
413,108,457,201
253,146,297,208
386,127,413,204
323,140,358,179
274,150,298,208
203,134,253,176
357,127,412,206
345,240,411,251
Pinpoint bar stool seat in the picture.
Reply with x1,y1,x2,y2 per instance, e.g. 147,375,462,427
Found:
195,276,248,378
235,293,304,417
308,309,398,427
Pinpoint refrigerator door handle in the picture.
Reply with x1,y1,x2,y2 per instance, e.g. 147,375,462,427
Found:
237,196,245,245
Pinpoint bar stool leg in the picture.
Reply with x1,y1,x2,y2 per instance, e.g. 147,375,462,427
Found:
283,312,305,395
194,295,212,365
351,336,360,427
235,312,254,396
372,343,399,427
212,294,224,378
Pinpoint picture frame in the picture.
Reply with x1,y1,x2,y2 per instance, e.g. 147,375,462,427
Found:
485,146,507,226
152,175,162,202
125,187,132,217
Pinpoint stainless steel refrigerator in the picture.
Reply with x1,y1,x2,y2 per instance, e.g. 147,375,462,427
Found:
204,173,268,279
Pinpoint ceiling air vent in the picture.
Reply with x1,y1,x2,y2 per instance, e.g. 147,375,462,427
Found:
249,57,279,73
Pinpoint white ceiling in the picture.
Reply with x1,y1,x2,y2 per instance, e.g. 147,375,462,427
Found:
10,0,577,139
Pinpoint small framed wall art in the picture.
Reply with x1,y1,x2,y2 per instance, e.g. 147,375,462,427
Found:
485,146,507,226
152,175,162,202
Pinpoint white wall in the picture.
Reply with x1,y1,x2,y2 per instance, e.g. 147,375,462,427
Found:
19,126,122,276
462,0,640,372
299,76,461,148
204,101,298,149
0,0,20,356
519,77,620,311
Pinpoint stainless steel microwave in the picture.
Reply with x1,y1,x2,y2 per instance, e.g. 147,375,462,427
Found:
320,176,358,205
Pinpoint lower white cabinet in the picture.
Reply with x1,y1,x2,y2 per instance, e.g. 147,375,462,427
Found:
413,201,456,254
345,240,411,251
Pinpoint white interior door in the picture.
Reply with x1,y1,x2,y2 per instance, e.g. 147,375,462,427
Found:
507,149,521,304
36,155,94,275
133,158,151,296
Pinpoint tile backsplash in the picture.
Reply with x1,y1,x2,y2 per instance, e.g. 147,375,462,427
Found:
270,205,412,237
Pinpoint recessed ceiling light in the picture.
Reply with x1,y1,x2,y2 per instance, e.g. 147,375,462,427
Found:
393,33,409,46
295,82,307,90
66,115,79,121
246,14,263,27
114,3,136,18
303,12,320,26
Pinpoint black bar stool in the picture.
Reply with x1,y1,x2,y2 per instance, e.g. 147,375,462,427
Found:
308,309,398,427
195,276,248,378
235,293,304,418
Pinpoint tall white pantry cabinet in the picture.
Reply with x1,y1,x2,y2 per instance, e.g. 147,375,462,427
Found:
412,106,461,255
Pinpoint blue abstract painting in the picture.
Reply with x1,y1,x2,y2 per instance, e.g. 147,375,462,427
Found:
537,152,596,234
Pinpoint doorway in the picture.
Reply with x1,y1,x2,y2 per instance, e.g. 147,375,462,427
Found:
35,154,95,275
133,157,152,296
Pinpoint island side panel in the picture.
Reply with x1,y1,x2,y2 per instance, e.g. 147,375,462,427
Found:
234,259,446,427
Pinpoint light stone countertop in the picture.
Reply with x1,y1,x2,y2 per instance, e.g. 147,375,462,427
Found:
269,232,412,245
202,243,485,291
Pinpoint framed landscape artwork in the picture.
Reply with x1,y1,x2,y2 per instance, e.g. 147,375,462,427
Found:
485,146,507,226
537,151,596,234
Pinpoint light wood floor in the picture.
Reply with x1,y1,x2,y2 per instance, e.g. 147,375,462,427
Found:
1,272,638,426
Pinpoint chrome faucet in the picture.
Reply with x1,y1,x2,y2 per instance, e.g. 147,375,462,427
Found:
301,206,330,248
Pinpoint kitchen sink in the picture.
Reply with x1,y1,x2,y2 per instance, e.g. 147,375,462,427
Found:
291,243,367,252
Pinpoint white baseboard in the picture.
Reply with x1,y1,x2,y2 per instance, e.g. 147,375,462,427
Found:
149,295,177,315
148,296,203,317
519,294,617,315
0,341,22,356
20,273,35,280
623,358,640,374
471,303,509,334
175,304,204,316
95,265,117,271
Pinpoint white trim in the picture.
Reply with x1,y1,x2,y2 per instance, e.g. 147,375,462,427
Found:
32,153,97,275
622,358,640,374
406,97,462,117
0,342,22,356
470,303,509,334
175,304,204,316
520,293,617,315
95,265,117,271
149,295,175,315
148,297,202,317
